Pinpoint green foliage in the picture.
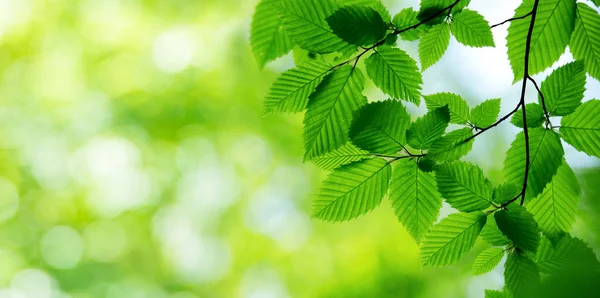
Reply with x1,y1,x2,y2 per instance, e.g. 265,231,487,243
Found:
389,159,442,243
421,212,487,267
264,61,331,113
504,128,564,201
393,8,423,41
313,158,391,221
304,66,366,160
427,128,474,162
472,247,505,275
507,0,576,81
310,142,370,170
570,3,600,81
540,60,586,116
327,5,387,46
435,161,493,212
419,23,451,70
504,251,541,298
510,103,544,128
424,93,470,124
365,46,424,103
528,161,580,241
560,100,600,158
480,216,511,246
350,100,411,154
484,290,505,298
251,0,294,68
470,98,501,128
495,204,540,253
276,0,354,54
251,0,600,296
450,9,495,47
406,106,450,150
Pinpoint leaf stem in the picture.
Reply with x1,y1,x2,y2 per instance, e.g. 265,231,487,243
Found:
490,12,533,28
527,76,552,128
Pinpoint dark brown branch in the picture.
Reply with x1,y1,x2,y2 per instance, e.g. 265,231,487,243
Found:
491,12,533,28
462,104,521,143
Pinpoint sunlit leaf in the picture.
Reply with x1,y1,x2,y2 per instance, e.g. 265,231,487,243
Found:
393,8,424,41
528,161,580,241
313,158,391,221
424,93,470,124
451,9,495,47
472,247,505,275
495,204,540,253
304,66,367,160
406,106,450,150
503,128,564,201
435,161,493,212
310,142,370,170
264,61,331,114
421,211,487,267
471,98,501,128
560,100,600,158
365,46,423,104
419,23,451,70
504,251,541,298
570,3,600,81
349,100,411,154
480,215,511,246
540,61,586,116
251,0,294,68
326,5,387,46
507,0,576,82
389,159,442,243
510,103,544,128
427,128,474,162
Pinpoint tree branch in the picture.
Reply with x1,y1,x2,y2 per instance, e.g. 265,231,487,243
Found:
491,12,533,28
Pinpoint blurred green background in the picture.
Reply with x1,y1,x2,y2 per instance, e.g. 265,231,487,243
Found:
0,0,598,297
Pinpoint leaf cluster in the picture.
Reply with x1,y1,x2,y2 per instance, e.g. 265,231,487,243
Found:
251,0,600,296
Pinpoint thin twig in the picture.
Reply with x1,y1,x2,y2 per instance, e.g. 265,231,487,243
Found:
491,12,533,28
527,76,552,127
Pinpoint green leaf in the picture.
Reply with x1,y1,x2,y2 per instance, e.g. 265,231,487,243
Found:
264,61,331,114
594,0,600,7
407,106,450,150
420,0,471,16
504,252,541,298
450,9,495,47
495,204,540,253
480,215,511,246
326,5,387,46
493,183,521,205
506,0,576,82
435,161,493,212
528,161,580,241
540,61,586,116
510,103,544,128
560,100,600,158
471,98,501,128
536,235,600,274
419,23,451,70
389,159,442,243
276,0,353,54
484,290,505,298
427,128,474,162
338,0,391,22
421,211,487,267
309,142,370,170
349,100,411,154
570,3,600,81
304,66,367,160
424,93,470,124
313,158,391,221
393,8,424,41
251,0,294,68
503,128,564,201
472,247,505,275
365,46,424,104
